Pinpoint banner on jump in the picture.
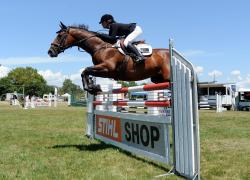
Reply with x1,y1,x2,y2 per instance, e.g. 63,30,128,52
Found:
95,115,167,157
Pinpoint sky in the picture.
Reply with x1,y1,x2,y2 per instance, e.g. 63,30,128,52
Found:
0,0,250,90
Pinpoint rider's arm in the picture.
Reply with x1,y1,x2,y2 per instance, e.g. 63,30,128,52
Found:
96,33,117,43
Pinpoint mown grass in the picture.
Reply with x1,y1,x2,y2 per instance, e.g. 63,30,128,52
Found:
0,102,249,179
200,110,250,180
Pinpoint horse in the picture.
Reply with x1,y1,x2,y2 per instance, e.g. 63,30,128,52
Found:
48,22,170,94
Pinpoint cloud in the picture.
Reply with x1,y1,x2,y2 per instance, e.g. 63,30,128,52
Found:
230,70,242,81
69,68,84,81
195,66,204,74
0,65,11,78
235,74,250,90
38,68,84,87
0,55,91,66
208,70,223,78
231,70,241,76
227,70,250,89
38,70,67,86
96,78,118,85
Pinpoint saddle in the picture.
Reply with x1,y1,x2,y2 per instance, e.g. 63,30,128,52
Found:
113,39,153,57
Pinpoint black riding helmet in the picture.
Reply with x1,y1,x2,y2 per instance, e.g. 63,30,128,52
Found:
99,14,115,24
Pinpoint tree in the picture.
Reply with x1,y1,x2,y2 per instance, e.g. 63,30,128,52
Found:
118,81,137,87
0,67,49,97
0,77,13,96
61,79,85,98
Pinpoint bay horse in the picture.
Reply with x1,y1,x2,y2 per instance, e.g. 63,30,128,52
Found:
48,22,170,94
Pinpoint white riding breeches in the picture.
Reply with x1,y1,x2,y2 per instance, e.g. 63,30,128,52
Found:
124,25,143,47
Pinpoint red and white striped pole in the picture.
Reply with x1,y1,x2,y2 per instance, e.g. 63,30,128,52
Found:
93,100,170,107
99,82,170,94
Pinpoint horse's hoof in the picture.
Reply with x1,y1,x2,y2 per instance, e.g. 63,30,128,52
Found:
95,85,102,92
87,86,102,95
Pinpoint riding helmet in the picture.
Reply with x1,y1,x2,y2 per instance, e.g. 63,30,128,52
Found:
99,14,115,24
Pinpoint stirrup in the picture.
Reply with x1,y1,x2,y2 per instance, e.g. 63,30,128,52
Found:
134,56,145,63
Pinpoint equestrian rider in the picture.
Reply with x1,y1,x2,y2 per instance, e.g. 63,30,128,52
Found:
98,14,144,63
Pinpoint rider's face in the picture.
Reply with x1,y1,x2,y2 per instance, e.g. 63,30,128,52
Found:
101,21,109,29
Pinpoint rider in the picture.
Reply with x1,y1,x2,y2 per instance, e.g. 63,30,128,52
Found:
98,14,144,63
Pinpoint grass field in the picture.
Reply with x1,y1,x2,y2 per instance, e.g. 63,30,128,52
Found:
0,101,249,180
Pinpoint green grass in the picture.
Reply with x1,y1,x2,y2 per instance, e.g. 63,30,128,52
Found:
0,102,250,179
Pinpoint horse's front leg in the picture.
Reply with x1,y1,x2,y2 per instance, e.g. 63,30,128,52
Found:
81,65,110,94
81,68,90,91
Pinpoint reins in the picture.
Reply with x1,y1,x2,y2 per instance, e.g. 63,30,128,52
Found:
73,33,114,55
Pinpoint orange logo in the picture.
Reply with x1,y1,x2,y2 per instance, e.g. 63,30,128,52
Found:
96,115,122,142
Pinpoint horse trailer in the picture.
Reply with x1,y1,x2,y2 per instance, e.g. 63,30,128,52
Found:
198,82,236,110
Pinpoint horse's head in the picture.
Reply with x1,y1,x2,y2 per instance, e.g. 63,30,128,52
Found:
48,22,76,57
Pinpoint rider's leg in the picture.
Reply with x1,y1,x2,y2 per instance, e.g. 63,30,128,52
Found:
124,26,144,63
126,43,144,62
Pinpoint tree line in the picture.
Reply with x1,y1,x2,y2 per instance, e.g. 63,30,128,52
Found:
0,67,84,99
0,67,141,100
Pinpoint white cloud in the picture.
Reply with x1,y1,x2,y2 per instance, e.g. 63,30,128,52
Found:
208,70,223,78
195,66,204,74
96,77,118,85
69,68,85,81
38,70,67,86
235,74,250,90
0,65,11,78
0,55,90,66
227,70,250,90
38,68,84,87
231,70,241,76
230,70,242,81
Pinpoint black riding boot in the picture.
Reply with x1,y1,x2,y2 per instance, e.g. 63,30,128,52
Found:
126,43,145,63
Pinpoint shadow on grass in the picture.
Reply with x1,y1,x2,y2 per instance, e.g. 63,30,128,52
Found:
116,148,171,172
51,141,113,151
50,140,171,172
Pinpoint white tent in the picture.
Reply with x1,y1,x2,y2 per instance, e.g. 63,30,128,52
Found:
62,93,71,97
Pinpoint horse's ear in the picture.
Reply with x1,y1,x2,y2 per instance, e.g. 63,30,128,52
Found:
60,21,67,30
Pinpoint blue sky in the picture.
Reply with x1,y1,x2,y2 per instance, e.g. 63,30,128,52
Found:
0,0,250,89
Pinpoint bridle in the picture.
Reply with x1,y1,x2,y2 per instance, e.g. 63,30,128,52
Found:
50,32,69,53
51,27,110,54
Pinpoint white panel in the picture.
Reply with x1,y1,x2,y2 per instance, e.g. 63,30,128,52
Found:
171,48,199,180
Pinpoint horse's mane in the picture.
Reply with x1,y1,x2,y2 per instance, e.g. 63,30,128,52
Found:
69,24,89,30
69,24,99,35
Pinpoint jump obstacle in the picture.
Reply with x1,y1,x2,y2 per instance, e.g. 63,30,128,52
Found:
86,40,200,180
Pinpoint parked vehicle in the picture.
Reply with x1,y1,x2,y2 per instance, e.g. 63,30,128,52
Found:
198,82,236,110
236,89,250,111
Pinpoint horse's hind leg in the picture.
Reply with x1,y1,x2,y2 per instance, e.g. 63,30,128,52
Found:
151,74,164,83
151,66,170,83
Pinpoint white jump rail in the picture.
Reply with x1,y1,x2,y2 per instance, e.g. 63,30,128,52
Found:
86,39,200,180
170,40,200,179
